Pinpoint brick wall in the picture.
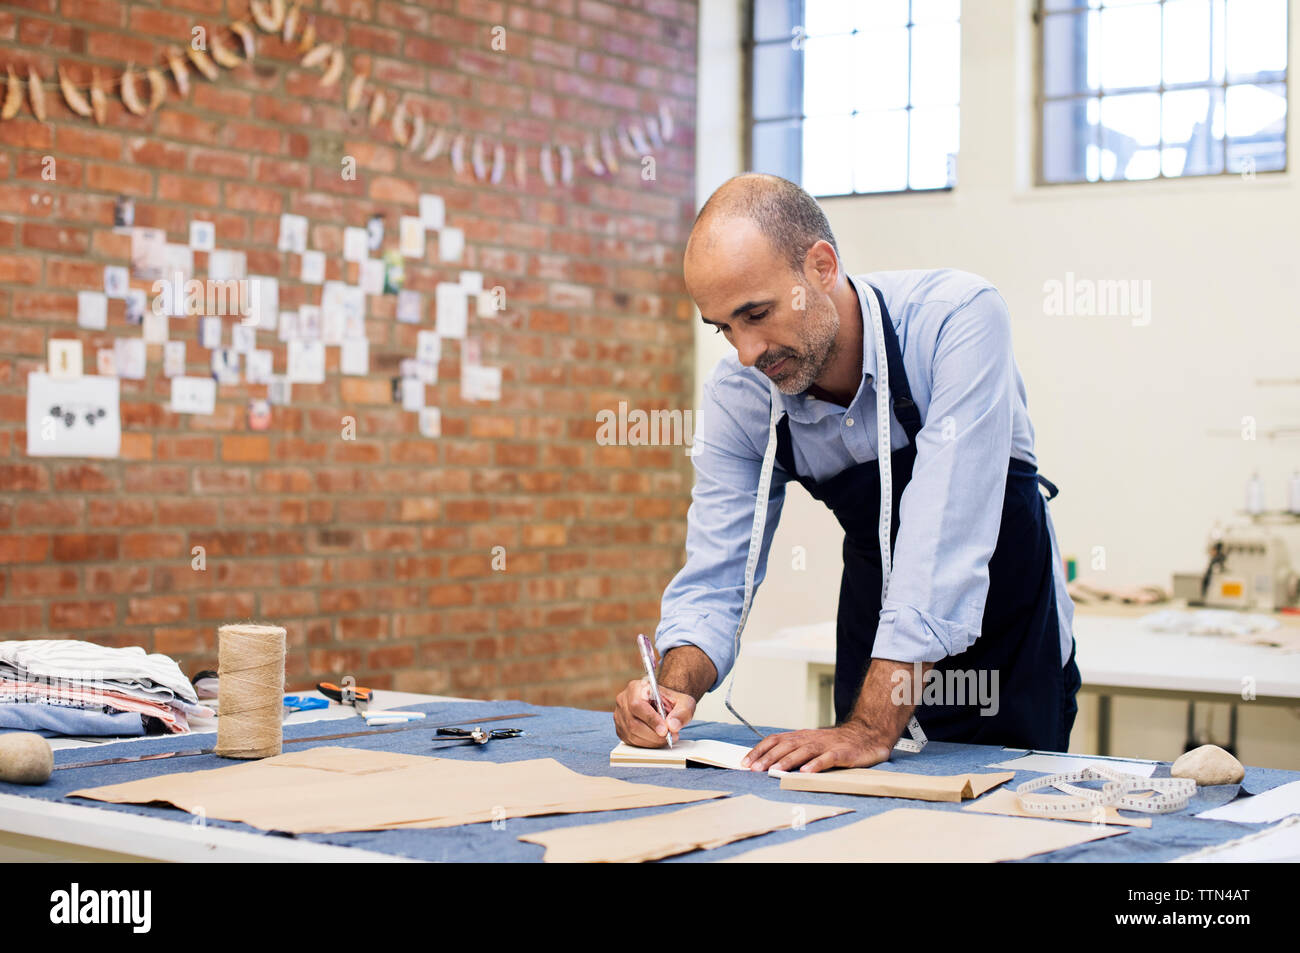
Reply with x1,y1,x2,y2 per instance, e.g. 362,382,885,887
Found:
0,0,699,709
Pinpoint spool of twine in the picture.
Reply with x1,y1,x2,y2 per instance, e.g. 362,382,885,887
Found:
215,623,286,760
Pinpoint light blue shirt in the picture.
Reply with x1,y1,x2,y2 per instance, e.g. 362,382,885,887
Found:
656,269,1074,693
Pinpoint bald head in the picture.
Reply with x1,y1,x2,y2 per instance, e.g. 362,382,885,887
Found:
687,173,839,276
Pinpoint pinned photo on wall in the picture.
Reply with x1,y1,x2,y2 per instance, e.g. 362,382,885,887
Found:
247,398,271,432
103,265,129,299
209,249,247,282
246,348,273,385
366,214,385,252
163,340,186,378
399,216,425,259
170,375,216,415
189,220,216,252
400,376,424,411
113,195,135,231
287,339,326,384
278,213,308,255
416,330,442,367
77,291,108,330
27,372,121,458
459,271,484,294
419,407,441,438
438,227,464,263
211,348,241,385
343,227,369,263
125,288,147,325
96,348,117,377
382,250,404,294
200,316,222,350
301,249,326,285
231,324,257,353
341,338,369,376
360,258,385,296
397,289,422,324
298,305,322,340
268,375,291,406
48,339,83,379
462,364,502,402
419,194,445,230
130,227,166,280
114,338,146,381
143,309,169,345
434,282,468,339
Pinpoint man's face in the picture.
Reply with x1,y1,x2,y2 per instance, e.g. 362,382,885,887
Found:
685,220,839,395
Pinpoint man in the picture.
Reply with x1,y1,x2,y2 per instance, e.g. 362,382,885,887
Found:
613,174,1080,773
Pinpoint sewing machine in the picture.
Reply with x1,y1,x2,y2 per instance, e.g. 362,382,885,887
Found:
1175,514,1300,611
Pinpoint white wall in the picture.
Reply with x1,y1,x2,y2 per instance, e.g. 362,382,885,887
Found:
691,0,1300,766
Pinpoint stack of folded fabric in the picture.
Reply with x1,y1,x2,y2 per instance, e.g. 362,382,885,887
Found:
0,640,213,737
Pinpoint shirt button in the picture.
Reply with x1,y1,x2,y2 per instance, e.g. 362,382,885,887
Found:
845,417,855,427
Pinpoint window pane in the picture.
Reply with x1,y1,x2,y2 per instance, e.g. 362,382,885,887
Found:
1099,4,1161,90
1042,98,1097,182
1100,92,1161,179
803,115,855,195
754,0,802,42
853,110,909,193
1226,0,1288,82
753,42,803,120
855,0,910,29
753,119,803,182
1042,12,1100,98
1225,82,1287,171
911,0,961,24
909,106,960,189
911,21,961,106
856,29,911,110
1163,0,1212,86
803,34,858,117
1162,88,1225,175
805,0,857,36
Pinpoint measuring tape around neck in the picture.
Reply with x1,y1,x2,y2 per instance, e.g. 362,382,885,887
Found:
1016,764,1196,816
725,284,926,754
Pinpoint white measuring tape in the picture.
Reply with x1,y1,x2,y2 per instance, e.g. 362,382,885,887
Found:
1016,764,1195,816
725,283,926,754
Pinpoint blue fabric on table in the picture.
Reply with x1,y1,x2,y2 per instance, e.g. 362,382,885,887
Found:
3,699,1296,863
0,703,145,737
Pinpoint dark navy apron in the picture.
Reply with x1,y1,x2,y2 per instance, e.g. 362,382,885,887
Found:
774,284,1081,751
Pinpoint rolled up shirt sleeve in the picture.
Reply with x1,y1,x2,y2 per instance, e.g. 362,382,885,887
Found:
872,288,1017,663
654,369,787,692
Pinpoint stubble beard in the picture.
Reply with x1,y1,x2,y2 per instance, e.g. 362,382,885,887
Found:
764,293,840,396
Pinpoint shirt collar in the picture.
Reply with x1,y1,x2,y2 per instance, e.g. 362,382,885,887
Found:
775,273,879,425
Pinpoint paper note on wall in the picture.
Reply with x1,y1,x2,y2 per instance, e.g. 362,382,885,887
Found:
439,227,464,262
419,194,445,230
287,340,326,384
77,291,107,330
461,365,502,402
435,282,468,339
340,338,369,376
27,372,121,458
170,376,216,415
343,227,369,263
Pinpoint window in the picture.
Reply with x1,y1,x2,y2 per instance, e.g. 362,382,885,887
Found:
1039,0,1288,183
750,0,962,196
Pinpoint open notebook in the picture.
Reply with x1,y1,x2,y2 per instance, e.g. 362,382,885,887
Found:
610,739,755,771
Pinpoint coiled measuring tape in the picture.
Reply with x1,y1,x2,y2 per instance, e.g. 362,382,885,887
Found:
724,284,926,755
1016,764,1196,816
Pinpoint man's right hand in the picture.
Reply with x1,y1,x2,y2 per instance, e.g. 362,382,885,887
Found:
614,679,697,748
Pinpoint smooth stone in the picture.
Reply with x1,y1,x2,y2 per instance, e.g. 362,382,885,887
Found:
1171,744,1244,786
0,732,54,785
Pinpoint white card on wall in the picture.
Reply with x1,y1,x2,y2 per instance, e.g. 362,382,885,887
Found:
434,282,468,338
278,213,308,254
200,316,222,349
360,259,385,295
477,289,500,318
416,330,442,366
125,288,147,325
401,377,424,411
278,310,298,342
49,339,83,378
171,375,216,415
301,250,325,284
321,308,345,346
459,270,484,294
208,249,247,282
163,243,194,281
397,290,422,324
287,339,325,383
419,194,445,230
211,348,240,385
103,265,129,299
231,324,256,353
163,340,186,377
96,348,116,377
131,227,166,280
27,372,121,458
142,309,169,344
343,227,369,263
189,220,216,251
77,291,107,330
246,348,273,384
438,227,464,262
246,276,279,330
114,338,146,380
399,216,425,259
462,364,502,402
419,407,441,438
267,375,291,405
298,305,322,340
340,338,369,376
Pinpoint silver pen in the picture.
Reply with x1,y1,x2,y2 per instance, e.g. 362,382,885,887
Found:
636,633,672,749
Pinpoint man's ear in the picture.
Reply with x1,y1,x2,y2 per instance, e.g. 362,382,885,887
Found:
803,240,839,293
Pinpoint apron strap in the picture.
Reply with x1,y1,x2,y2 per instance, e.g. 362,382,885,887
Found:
1037,474,1060,501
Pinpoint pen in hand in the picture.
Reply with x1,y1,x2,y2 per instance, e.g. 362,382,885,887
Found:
635,633,672,749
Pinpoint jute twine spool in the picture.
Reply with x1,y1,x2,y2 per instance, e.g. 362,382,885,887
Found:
215,623,286,760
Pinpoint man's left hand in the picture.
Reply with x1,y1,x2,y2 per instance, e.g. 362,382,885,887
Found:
741,722,894,773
